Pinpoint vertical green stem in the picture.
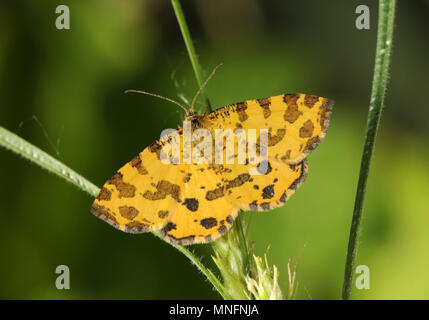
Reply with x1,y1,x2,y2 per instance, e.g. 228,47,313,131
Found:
342,0,396,300
171,0,212,112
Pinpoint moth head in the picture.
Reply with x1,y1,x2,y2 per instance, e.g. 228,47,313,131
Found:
185,111,206,129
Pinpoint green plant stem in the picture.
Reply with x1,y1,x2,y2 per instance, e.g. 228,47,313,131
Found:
211,220,249,300
236,215,252,275
171,0,212,112
0,127,100,196
0,125,231,300
342,0,396,300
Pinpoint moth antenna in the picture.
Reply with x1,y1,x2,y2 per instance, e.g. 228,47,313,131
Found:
125,90,189,114
191,63,223,112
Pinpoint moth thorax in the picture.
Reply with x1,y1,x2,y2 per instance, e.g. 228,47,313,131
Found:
185,112,205,129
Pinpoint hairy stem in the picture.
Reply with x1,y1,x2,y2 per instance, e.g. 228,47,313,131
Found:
0,125,231,300
342,0,396,300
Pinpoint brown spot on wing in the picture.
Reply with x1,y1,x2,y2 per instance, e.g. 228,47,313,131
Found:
148,142,162,159
119,206,139,220
107,172,136,198
183,198,199,212
299,120,315,138
283,94,302,123
97,188,111,201
158,210,169,219
183,173,192,183
305,136,320,152
125,221,150,233
162,222,177,233
281,150,292,162
130,155,148,175
218,225,227,234
284,94,300,105
235,102,248,122
142,180,181,202
262,184,275,199
268,128,286,146
225,173,251,189
257,98,271,119
304,94,319,108
249,201,258,210
206,186,225,201
200,217,218,229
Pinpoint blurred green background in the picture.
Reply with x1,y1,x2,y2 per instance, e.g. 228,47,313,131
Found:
0,0,428,299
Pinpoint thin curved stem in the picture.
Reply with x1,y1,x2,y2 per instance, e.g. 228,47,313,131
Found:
342,0,396,300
